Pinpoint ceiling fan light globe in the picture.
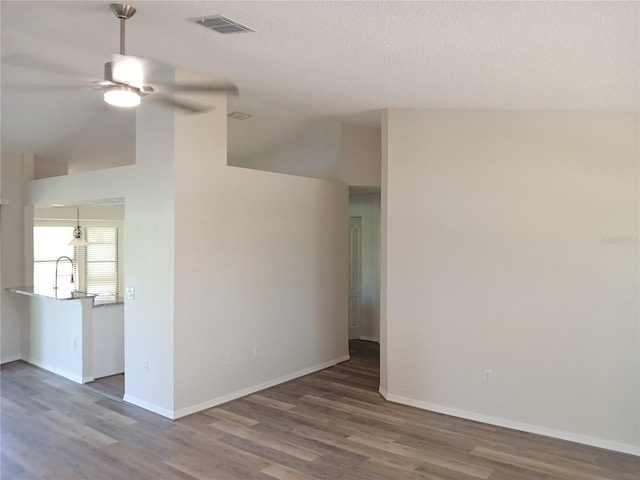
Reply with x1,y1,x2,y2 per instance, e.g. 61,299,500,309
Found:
104,88,140,107
69,237,89,247
112,56,144,86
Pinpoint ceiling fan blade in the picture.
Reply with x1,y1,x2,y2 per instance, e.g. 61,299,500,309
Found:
148,93,213,114
152,81,239,96
2,53,92,79
107,52,239,96
3,83,87,94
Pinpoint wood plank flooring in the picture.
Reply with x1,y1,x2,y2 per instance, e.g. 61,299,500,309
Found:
1,340,637,479
84,374,125,401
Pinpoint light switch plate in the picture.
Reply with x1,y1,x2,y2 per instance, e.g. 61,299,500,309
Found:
126,287,135,300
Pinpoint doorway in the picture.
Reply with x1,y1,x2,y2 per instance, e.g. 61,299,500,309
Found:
84,374,124,401
349,216,362,339
348,191,381,356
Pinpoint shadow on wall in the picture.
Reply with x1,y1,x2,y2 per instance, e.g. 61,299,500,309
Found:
228,116,342,180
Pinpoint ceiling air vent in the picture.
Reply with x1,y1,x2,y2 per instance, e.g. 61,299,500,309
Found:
195,15,254,34
227,111,252,121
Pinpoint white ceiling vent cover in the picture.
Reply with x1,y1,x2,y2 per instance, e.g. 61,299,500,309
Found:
195,15,254,34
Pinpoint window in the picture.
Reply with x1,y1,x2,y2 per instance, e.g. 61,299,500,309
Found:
33,224,119,296
85,226,118,297
33,226,76,290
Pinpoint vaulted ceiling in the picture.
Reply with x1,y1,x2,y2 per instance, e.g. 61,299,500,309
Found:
1,1,638,169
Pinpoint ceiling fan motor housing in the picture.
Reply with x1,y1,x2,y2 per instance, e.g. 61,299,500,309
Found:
104,61,116,83
110,4,136,20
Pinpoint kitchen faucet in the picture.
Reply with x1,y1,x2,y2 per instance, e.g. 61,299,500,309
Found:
54,256,74,290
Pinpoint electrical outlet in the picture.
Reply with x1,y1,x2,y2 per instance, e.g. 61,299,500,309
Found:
143,359,149,373
253,345,260,359
483,369,493,384
224,352,232,366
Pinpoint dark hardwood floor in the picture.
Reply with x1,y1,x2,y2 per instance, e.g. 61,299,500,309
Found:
1,340,637,479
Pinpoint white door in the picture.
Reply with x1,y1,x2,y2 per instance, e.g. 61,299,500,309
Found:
348,217,362,339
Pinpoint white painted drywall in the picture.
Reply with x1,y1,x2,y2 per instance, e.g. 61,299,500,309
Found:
171,79,349,415
382,109,639,453
30,165,131,205
123,90,176,416
22,295,92,383
28,107,177,415
340,124,381,187
34,206,124,221
379,113,389,390
0,152,33,363
227,98,319,163
231,120,342,181
349,193,381,341
231,121,382,188
92,304,124,379
67,153,134,175
34,157,68,179
25,71,349,420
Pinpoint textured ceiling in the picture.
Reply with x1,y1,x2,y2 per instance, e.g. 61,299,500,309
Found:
1,1,638,167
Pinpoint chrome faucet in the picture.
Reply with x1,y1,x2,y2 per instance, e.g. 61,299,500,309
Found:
54,256,74,290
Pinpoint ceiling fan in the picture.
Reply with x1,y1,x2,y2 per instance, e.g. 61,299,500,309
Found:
6,3,238,114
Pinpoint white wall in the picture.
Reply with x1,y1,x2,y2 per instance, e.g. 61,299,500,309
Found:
340,124,381,187
232,120,342,181
123,91,176,417
28,163,174,415
29,160,175,415
349,192,381,341
171,83,349,416
382,109,639,454
34,206,124,221
380,115,389,391
0,152,33,363
231,121,382,188
22,296,93,383
68,154,134,175
25,71,349,419
34,157,68,180
30,165,131,204
92,304,124,379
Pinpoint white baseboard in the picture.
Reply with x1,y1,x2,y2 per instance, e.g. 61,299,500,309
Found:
359,336,379,343
22,356,85,384
123,394,174,419
379,385,389,398
1,354,22,364
172,354,351,419
379,388,639,456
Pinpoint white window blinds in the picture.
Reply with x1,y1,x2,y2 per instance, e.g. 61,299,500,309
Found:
85,226,118,296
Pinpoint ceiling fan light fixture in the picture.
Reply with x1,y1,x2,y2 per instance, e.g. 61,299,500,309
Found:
111,56,144,86
104,86,140,107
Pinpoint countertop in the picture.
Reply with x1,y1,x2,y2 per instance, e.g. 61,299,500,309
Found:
7,287,124,307
93,295,124,307
7,286,97,301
